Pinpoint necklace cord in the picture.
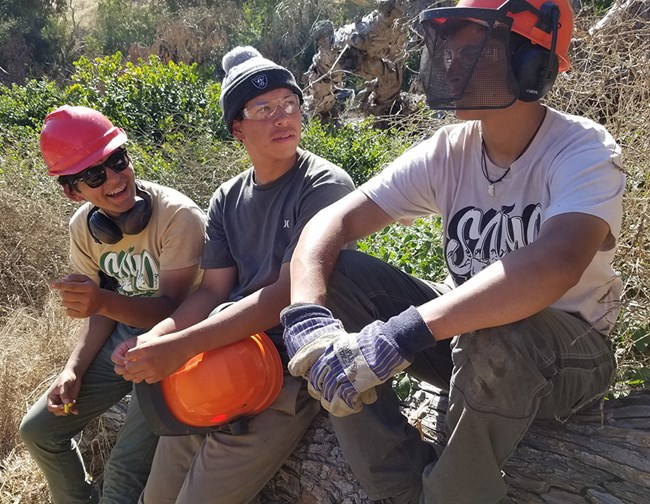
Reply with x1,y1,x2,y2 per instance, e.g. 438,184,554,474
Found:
480,140,511,185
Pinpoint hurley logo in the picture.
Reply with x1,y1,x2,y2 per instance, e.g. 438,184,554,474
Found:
251,74,268,89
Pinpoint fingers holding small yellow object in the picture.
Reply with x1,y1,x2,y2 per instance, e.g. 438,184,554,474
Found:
63,402,76,414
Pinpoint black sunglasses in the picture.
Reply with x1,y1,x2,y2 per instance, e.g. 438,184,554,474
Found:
69,148,131,189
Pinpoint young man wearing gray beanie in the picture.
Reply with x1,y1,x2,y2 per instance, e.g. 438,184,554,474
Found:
111,46,355,503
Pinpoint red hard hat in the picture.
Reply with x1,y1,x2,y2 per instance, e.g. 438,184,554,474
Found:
455,0,574,71
137,332,284,435
40,105,127,176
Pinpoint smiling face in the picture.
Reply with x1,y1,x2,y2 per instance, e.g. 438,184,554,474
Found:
63,149,138,218
230,87,302,172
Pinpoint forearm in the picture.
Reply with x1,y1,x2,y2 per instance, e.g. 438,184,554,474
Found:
65,315,116,376
290,211,348,305
291,192,394,304
94,289,184,328
420,245,583,340
144,287,223,338
174,277,291,357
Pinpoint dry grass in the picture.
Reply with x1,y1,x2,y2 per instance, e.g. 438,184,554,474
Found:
0,10,648,504
0,297,78,503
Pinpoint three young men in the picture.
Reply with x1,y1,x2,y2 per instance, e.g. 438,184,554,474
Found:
20,105,206,503
281,1,625,503
111,47,355,503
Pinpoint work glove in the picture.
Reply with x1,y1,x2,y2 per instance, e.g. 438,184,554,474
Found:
292,306,435,417
281,303,344,361
281,302,378,415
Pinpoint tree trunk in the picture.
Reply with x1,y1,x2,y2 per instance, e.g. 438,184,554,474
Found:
255,387,650,503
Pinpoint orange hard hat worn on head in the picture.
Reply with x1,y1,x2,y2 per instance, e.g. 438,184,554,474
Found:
454,0,574,71
136,332,284,436
40,105,128,177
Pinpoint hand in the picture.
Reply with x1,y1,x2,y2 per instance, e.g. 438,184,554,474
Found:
46,368,82,416
112,332,191,384
295,307,435,417
51,274,103,318
280,303,346,365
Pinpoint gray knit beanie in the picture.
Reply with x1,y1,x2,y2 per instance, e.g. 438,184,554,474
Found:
219,46,303,133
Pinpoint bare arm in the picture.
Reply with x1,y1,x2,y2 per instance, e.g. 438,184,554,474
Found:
47,314,116,415
419,212,611,340
51,263,200,328
291,190,395,304
114,262,293,383
290,190,610,341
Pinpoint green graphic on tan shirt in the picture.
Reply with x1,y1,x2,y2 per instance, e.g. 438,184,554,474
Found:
99,248,160,296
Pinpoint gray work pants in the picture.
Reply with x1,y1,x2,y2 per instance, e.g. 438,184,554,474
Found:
19,323,159,504
139,376,320,504
325,250,615,504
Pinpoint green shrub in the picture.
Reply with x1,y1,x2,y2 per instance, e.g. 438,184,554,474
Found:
359,217,446,282
0,80,64,133
301,118,411,186
64,53,226,143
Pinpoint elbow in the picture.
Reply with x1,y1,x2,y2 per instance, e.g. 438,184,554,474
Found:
551,253,590,293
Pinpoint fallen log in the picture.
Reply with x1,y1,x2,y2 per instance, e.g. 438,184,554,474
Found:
93,387,649,503
254,386,650,503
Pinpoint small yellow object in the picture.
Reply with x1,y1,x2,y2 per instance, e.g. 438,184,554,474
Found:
63,403,73,414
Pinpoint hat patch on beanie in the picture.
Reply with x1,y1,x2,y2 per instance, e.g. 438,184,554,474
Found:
251,74,268,90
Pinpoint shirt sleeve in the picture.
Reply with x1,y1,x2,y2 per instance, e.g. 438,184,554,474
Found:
545,125,625,240
68,207,102,286
158,205,207,271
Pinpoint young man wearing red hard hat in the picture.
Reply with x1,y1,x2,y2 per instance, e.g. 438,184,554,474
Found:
280,1,625,503
19,105,206,503
111,46,355,503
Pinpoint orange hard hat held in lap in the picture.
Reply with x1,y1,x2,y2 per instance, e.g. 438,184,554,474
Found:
136,332,283,436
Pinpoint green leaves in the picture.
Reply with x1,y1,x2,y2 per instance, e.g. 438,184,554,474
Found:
301,118,411,186
358,218,446,283
65,53,226,143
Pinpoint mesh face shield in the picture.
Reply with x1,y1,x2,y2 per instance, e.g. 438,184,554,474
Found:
420,9,519,110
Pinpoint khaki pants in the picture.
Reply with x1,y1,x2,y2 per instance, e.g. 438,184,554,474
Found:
139,375,320,504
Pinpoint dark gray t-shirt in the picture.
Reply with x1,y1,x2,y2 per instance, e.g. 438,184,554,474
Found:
201,148,354,301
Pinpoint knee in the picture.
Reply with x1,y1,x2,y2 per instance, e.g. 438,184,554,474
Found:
19,410,42,446
332,250,374,281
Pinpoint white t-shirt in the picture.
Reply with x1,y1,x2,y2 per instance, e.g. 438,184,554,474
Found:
69,180,206,298
361,107,625,334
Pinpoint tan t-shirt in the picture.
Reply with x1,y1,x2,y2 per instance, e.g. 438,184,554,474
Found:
69,180,206,297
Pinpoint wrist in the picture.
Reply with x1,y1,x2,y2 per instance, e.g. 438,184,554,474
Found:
280,303,333,328
384,306,435,359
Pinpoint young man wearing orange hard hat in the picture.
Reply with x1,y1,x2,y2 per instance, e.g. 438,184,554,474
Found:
19,105,206,503
280,1,625,503
111,46,355,503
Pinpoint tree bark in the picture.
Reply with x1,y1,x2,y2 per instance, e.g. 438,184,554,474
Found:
255,387,650,503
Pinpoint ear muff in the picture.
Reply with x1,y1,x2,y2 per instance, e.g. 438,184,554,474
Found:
87,187,153,244
510,2,560,102
511,41,558,101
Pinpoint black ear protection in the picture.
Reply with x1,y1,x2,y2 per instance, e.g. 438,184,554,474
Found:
510,2,560,102
87,185,153,244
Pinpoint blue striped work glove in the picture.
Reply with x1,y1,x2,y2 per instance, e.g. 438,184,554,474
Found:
281,303,377,414
281,303,345,366
293,306,435,417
